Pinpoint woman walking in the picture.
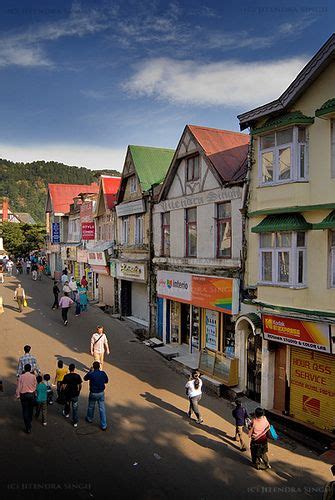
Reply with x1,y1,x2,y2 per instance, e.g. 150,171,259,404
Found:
185,370,203,424
59,292,74,326
248,407,271,470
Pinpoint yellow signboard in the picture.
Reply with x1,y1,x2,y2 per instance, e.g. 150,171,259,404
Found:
290,347,335,431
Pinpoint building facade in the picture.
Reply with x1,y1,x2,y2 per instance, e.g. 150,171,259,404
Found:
237,34,335,432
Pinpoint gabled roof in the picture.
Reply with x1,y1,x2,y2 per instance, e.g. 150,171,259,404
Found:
129,145,175,192
188,125,249,183
238,33,335,130
15,213,36,224
47,183,99,214
101,176,121,209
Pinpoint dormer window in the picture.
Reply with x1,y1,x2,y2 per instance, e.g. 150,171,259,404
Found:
259,127,307,185
130,176,137,193
186,155,200,181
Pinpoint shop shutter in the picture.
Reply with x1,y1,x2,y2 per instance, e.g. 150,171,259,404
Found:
290,347,335,432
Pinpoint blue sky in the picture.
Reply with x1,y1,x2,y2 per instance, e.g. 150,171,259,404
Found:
0,0,333,170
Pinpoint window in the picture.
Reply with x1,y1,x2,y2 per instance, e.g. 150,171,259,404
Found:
186,156,200,181
330,230,335,287
130,176,137,193
259,127,307,185
135,215,143,245
331,120,335,178
217,202,231,258
186,207,197,257
259,231,306,286
121,217,129,245
162,212,170,256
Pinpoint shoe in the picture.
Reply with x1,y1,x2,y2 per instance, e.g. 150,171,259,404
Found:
62,410,70,418
64,320,68,325
43,422,47,427
101,427,107,431
25,428,31,434
196,418,203,424
266,464,272,469
85,417,92,423
241,447,247,452
49,401,53,405
73,423,78,428
187,412,191,418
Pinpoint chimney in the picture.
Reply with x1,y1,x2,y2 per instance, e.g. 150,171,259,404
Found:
2,197,9,222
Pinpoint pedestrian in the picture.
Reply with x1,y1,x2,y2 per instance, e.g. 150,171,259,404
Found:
26,259,31,274
0,263,4,283
37,263,44,280
90,326,110,368
61,363,82,428
80,275,88,289
74,290,81,316
7,259,13,276
35,375,48,426
31,262,38,281
79,287,88,311
69,277,78,300
54,360,68,403
59,292,74,326
52,280,60,309
84,361,108,431
185,370,203,424
62,280,71,294
17,345,40,377
43,374,53,404
248,407,271,470
232,400,249,451
16,363,37,433
14,283,26,312
61,269,68,286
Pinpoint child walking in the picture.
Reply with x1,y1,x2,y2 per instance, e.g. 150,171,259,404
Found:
43,374,53,405
35,375,48,426
54,360,68,403
232,400,249,451
185,370,203,424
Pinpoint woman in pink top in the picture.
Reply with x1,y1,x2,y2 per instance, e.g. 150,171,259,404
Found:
248,407,271,470
59,292,74,326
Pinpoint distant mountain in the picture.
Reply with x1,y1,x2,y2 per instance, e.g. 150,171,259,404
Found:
0,159,121,223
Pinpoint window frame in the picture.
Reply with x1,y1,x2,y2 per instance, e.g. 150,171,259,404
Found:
121,216,129,245
135,214,144,245
185,207,197,257
161,212,170,257
130,175,137,194
258,126,308,186
259,231,307,287
216,202,232,259
186,155,200,182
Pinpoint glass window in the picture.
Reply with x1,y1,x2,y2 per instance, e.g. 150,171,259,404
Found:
260,233,275,248
278,251,290,282
217,202,231,258
130,176,137,193
186,208,197,257
261,252,273,281
262,151,274,183
162,212,170,256
277,128,293,145
261,134,275,149
276,232,291,247
122,217,129,244
135,215,143,244
186,156,200,181
278,147,291,180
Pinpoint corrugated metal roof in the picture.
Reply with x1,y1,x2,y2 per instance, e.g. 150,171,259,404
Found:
315,98,335,117
188,125,249,182
48,183,99,214
129,145,175,192
251,111,314,135
313,210,335,229
251,213,312,233
101,176,121,209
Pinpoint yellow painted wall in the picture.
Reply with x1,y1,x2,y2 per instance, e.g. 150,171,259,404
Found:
247,61,335,313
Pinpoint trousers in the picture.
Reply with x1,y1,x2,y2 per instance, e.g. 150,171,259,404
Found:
20,392,35,431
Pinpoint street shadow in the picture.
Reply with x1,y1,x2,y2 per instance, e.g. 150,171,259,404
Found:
140,391,187,419
54,355,90,372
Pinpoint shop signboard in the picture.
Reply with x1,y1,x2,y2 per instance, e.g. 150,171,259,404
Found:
77,249,88,263
263,315,331,353
82,222,95,240
117,262,146,282
116,199,146,217
91,265,109,275
88,251,107,266
110,261,117,277
157,270,192,303
192,276,238,315
80,201,95,240
52,223,60,244
205,309,219,350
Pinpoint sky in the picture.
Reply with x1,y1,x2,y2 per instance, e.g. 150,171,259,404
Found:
0,0,334,171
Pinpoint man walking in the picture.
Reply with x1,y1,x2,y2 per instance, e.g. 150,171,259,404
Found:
84,361,108,431
52,280,60,310
17,345,40,377
61,363,82,428
59,292,74,325
232,400,249,452
14,283,26,312
90,326,110,368
16,363,37,433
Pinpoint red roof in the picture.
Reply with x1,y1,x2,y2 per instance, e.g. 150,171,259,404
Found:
48,183,99,214
188,125,249,182
101,176,121,209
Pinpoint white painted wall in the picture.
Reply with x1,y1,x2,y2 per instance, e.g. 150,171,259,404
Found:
197,203,215,258
170,209,185,258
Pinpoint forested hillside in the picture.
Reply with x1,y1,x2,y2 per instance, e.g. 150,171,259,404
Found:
0,159,120,222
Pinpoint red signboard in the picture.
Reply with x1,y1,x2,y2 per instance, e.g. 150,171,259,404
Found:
82,222,95,240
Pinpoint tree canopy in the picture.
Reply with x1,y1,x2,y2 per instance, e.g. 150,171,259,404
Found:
1,222,46,257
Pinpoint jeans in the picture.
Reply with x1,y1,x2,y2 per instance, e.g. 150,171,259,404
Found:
235,425,246,449
20,392,35,431
64,396,79,424
188,395,202,420
250,439,269,468
35,401,47,423
75,302,81,315
86,392,107,429
52,294,59,309
17,297,24,312
61,307,69,323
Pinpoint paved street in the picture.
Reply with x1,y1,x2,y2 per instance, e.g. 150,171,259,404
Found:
0,272,331,500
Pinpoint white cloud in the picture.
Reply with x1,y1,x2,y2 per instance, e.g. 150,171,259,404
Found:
124,56,308,108
0,143,124,171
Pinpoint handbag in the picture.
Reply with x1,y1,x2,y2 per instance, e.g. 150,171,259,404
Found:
268,424,279,440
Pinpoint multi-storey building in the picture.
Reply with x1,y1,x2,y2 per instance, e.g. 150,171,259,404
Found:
237,34,335,432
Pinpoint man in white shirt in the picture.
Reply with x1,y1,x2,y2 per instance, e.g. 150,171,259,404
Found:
90,326,110,368
68,277,78,300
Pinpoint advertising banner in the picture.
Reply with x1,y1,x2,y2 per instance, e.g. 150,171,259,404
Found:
263,314,331,353
157,271,192,303
88,251,107,266
192,276,236,315
77,249,88,263
52,222,60,244
82,222,95,240
205,309,219,350
80,201,95,240
117,262,146,282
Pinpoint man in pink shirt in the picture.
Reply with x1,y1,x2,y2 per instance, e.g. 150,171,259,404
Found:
16,363,37,434
59,292,74,326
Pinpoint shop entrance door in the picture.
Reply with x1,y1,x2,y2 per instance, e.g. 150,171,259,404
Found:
180,303,190,345
273,345,287,412
247,333,262,402
121,280,132,317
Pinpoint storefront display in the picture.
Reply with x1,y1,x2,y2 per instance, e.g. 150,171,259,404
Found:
199,349,239,386
191,306,200,349
170,301,180,343
205,309,219,350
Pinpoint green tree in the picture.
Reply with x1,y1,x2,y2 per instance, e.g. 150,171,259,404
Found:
1,222,46,256
1,222,25,256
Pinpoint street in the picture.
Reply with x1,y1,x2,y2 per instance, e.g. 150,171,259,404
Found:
0,272,331,500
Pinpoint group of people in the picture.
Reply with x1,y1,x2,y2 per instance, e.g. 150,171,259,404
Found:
53,269,89,325
186,370,273,470
16,334,110,433
0,254,49,283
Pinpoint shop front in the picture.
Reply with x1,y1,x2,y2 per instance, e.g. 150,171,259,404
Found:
117,261,148,325
262,313,335,432
88,246,114,306
60,245,78,276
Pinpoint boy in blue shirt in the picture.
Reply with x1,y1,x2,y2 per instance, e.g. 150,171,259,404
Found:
35,375,48,426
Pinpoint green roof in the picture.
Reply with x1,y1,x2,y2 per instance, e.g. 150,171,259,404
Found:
129,145,174,192
251,111,314,135
313,210,335,229
315,98,335,117
251,213,312,233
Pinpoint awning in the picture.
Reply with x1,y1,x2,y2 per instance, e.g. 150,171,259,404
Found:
313,210,335,229
251,111,314,135
315,98,335,118
251,213,312,233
